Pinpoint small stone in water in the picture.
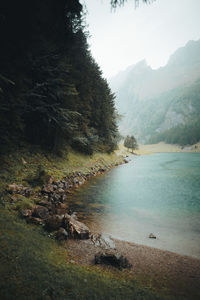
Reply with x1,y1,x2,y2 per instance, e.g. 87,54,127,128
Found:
149,233,156,239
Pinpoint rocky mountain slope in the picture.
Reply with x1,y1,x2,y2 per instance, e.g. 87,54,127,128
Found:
110,40,200,144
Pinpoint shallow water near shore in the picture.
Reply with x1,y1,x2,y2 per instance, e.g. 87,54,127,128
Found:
69,153,200,259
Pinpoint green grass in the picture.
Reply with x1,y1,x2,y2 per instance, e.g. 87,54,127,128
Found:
0,145,124,212
0,207,165,300
0,146,168,299
0,145,123,192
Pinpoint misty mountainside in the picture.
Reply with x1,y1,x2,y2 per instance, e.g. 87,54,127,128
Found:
110,40,200,145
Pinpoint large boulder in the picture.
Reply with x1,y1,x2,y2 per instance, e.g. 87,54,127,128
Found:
55,227,68,241
45,215,64,230
32,206,49,219
63,214,90,239
95,250,131,269
91,233,115,250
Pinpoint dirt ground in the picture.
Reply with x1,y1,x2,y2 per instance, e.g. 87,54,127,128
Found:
65,236,200,300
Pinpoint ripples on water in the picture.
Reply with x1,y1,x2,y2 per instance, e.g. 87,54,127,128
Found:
69,153,200,258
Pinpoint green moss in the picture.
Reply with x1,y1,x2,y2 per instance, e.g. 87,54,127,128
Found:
25,165,52,187
11,194,35,211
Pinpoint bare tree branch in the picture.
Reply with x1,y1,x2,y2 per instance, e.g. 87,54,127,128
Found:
110,0,155,9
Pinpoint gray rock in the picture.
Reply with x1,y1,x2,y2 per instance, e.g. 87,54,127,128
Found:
20,209,32,218
27,216,44,225
55,227,68,240
45,215,64,230
95,250,131,269
149,233,156,239
41,184,54,194
32,206,49,219
7,184,33,196
58,202,68,209
63,213,90,239
73,178,79,185
7,183,23,193
57,183,64,189
48,176,54,184
64,182,69,189
60,194,67,202
53,193,60,202
57,188,65,194
91,233,115,250
37,200,50,207
98,168,106,172
70,212,78,220
53,185,58,190
24,188,33,197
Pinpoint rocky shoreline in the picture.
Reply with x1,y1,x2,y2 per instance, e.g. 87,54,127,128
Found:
6,156,132,269
7,156,128,239
5,153,200,299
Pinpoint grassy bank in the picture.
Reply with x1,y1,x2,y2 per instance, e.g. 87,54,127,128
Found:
0,146,167,299
0,145,124,191
0,145,126,215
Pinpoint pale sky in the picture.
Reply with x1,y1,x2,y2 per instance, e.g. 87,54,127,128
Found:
81,0,200,79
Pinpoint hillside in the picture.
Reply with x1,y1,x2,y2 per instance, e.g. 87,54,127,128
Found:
110,40,200,145
0,0,119,156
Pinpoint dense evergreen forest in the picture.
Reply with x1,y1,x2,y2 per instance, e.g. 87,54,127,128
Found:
0,0,120,156
148,119,200,146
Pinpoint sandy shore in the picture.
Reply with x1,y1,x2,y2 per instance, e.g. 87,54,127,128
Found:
116,142,200,157
65,236,200,299
135,142,200,155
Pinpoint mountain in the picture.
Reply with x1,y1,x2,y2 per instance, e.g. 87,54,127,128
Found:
110,40,200,145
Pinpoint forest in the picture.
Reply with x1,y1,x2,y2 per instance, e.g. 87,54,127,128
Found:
0,0,120,156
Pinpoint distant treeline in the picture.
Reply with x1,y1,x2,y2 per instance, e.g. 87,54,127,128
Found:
0,0,119,155
147,80,200,146
148,119,200,146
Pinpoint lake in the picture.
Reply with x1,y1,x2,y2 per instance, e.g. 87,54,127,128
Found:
68,153,200,259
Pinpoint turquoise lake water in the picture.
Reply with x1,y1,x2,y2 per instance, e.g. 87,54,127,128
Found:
69,153,200,258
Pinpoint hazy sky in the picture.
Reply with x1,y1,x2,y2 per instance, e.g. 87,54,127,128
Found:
81,0,200,78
